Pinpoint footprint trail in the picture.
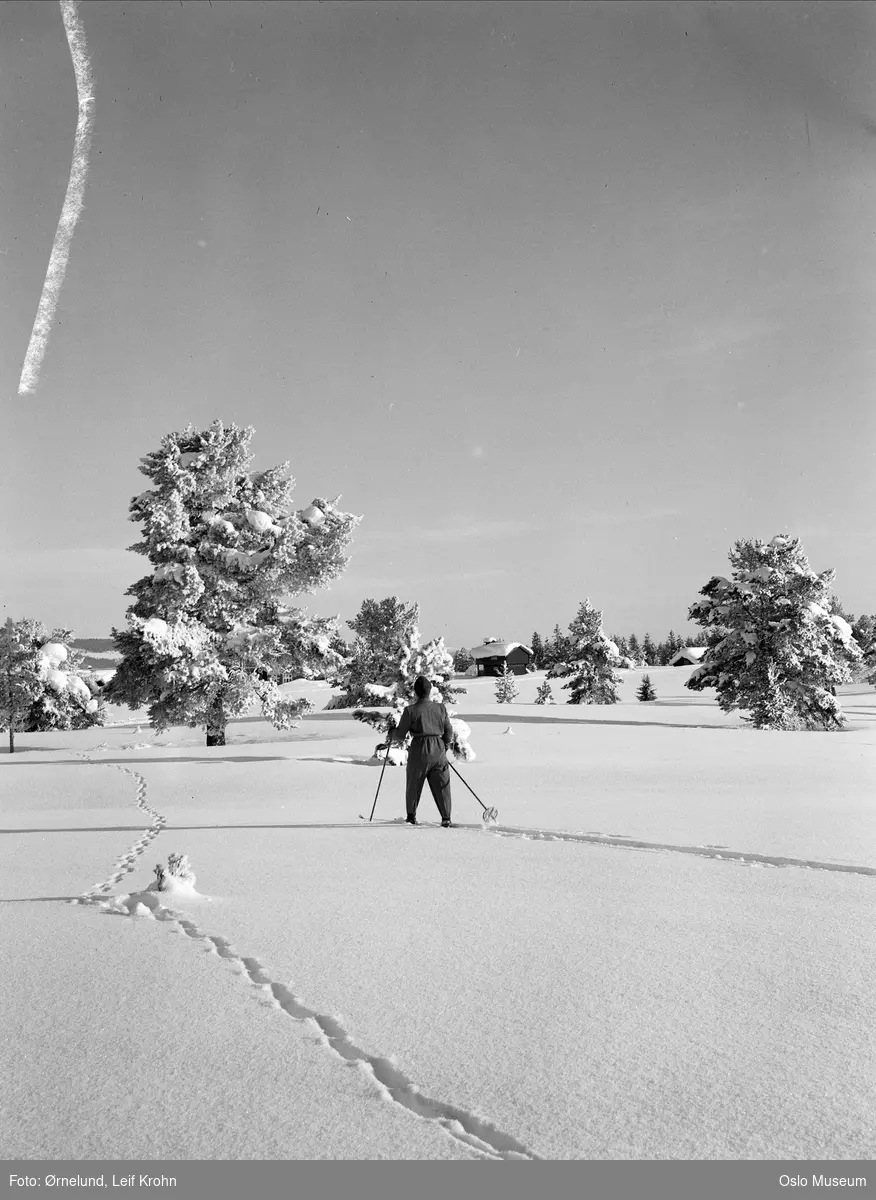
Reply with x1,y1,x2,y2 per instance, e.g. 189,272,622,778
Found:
73,750,539,1161
73,749,166,901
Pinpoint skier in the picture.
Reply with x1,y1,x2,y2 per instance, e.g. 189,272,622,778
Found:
390,675,454,826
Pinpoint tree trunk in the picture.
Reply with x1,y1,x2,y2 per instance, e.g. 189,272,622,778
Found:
206,698,226,747
8,726,13,754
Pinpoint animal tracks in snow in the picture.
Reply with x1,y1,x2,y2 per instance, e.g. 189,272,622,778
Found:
72,750,540,1161
72,750,167,901
145,908,537,1161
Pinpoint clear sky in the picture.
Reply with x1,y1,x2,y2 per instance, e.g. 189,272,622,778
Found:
2,0,875,647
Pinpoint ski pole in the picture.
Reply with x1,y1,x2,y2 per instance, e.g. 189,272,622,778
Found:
448,762,498,823
367,730,394,822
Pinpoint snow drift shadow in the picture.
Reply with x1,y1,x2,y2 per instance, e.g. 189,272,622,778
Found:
0,745,67,755
0,825,157,835
3,755,288,768
455,712,735,731
296,755,382,767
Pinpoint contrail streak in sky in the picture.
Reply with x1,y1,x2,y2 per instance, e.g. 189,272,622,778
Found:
17,0,95,397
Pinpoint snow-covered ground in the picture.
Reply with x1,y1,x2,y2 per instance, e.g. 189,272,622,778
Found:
2,668,874,1160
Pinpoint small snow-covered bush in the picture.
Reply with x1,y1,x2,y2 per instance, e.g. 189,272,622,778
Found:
154,853,196,891
1,619,107,749
494,663,518,703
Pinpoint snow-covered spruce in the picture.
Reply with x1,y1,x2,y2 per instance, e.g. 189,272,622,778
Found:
550,599,622,704
106,421,359,745
0,618,106,751
534,680,554,705
325,597,422,712
494,663,518,704
328,598,472,765
637,674,657,702
685,534,862,729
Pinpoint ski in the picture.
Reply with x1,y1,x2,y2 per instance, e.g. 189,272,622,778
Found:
357,815,453,826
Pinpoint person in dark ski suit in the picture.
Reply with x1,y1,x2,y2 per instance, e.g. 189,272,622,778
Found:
390,675,454,826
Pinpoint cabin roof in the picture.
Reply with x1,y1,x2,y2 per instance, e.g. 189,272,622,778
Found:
470,641,533,660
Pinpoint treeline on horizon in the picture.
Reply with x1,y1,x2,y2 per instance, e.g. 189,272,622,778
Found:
450,596,875,675
449,628,706,672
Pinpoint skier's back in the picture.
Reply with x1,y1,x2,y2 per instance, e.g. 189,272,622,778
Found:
392,676,454,826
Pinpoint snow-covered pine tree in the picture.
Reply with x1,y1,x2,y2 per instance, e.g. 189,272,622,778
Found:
494,662,518,703
0,618,41,753
272,606,349,684
0,619,106,751
348,597,420,664
107,420,359,745
544,623,571,671
825,596,870,681
658,629,678,664
534,680,554,705
552,599,622,704
636,673,657,701
641,632,656,665
628,633,641,663
337,605,472,763
452,646,474,673
685,534,861,729
327,597,421,710
530,631,544,668
850,614,876,683
612,633,630,659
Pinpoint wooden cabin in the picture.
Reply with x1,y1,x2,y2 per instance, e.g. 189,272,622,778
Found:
470,641,534,677
669,647,707,667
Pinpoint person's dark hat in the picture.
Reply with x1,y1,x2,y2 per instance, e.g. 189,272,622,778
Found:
414,675,431,698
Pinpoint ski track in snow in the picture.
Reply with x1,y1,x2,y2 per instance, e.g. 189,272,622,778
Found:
481,825,876,877
72,751,538,1162
360,816,876,877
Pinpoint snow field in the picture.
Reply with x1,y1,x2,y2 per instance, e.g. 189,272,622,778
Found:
0,904,475,1160
1,667,874,1159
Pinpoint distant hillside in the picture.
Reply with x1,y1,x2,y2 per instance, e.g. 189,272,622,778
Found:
70,638,116,653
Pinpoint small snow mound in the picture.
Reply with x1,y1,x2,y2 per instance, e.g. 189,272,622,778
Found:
152,853,206,898
150,877,206,901
375,745,406,767
502,726,514,735
130,902,154,919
